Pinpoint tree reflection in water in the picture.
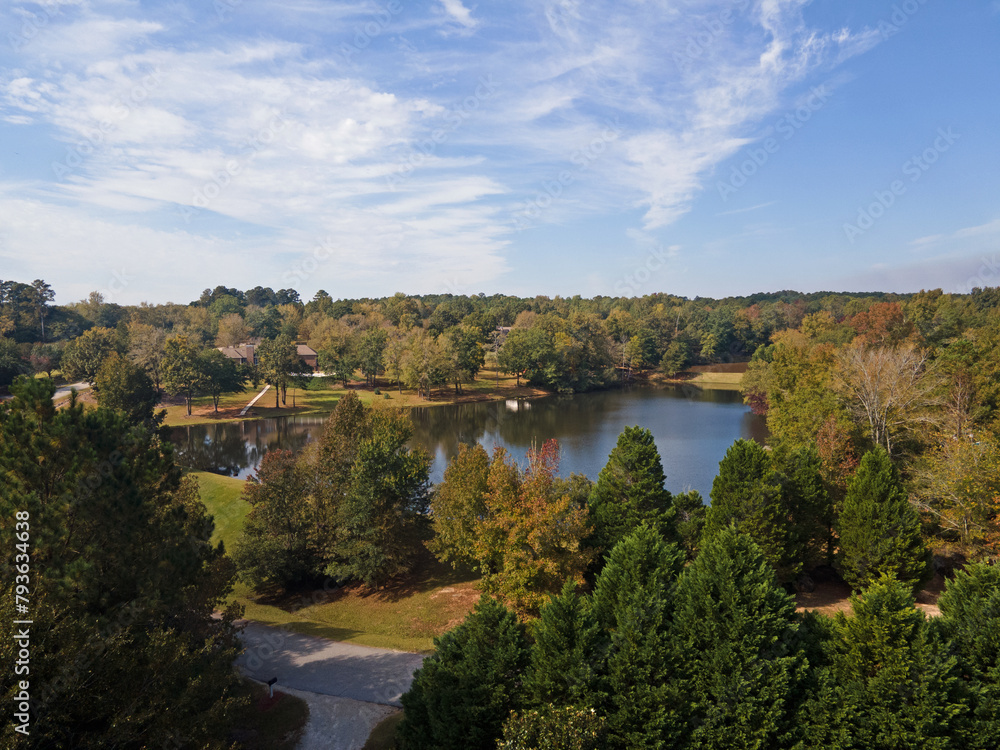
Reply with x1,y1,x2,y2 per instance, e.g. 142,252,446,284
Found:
168,386,766,498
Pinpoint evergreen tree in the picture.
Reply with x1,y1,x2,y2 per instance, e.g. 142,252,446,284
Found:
526,581,604,708
591,526,686,749
0,378,245,748
835,448,930,592
673,489,707,560
937,562,1000,749
588,426,676,558
398,595,530,750
705,439,795,581
803,575,966,750
778,444,833,570
499,706,605,750
671,526,804,750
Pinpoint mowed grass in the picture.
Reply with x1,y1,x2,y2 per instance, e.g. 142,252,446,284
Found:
192,464,479,653
161,367,548,427
190,470,250,547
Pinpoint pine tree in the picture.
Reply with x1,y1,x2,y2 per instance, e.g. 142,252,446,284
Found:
591,526,686,749
804,575,966,749
937,562,1000,749
588,426,676,559
835,448,930,592
398,595,530,750
526,581,604,708
705,439,795,580
778,444,834,570
670,526,804,750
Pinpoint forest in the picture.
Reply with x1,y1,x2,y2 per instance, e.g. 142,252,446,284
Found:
2,279,1000,748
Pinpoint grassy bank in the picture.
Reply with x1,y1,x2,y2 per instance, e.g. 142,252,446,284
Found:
162,367,548,428
192,468,479,653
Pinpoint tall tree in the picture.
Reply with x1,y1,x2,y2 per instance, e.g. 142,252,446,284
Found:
198,348,247,412
474,441,593,614
804,575,965,750
30,278,55,342
0,337,26,387
398,595,530,750
232,449,322,588
257,334,301,407
93,351,159,424
835,448,931,592
427,442,490,569
671,527,805,750
591,526,686,749
127,321,168,395
0,378,246,748
326,406,431,588
588,425,676,559
704,439,796,581
61,326,119,382
162,335,206,416
936,562,1000,749
526,581,605,708
357,326,389,387
443,324,485,394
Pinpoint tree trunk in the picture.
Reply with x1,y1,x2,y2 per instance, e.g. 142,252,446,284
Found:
186,394,192,416
275,386,279,408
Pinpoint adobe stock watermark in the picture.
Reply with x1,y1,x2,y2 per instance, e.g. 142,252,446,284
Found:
384,75,498,191
843,127,959,244
717,85,832,201
8,1,66,51
177,113,287,223
955,254,1000,295
282,234,340,287
510,117,623,231
51,69,164,180
613,244,679,296
97,268,131,304
877,0,932,41
340,0,403,63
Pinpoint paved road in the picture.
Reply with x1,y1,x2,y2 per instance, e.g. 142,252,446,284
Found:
236,622,426,708
274,686,399,750
53,381,90,401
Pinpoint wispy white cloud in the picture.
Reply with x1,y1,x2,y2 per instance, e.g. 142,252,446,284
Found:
0,0,886,300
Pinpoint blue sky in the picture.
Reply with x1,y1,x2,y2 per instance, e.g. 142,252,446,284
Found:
1,0,998,306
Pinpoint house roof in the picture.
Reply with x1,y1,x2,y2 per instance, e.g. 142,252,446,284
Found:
296,344,318,357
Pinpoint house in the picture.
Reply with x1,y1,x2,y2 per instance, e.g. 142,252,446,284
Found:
296,344,319,371
217,342,319,371
217,343,257,366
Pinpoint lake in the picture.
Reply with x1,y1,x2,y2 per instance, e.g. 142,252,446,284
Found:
170,384,766,499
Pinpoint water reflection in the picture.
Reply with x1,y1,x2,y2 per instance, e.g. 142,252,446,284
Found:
409,384,766,498
169,385,766,498
170,416,327,478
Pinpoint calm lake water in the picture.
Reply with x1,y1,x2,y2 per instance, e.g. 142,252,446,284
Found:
170,384,766,499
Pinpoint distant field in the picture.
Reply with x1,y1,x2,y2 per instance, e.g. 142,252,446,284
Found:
192,467,477,653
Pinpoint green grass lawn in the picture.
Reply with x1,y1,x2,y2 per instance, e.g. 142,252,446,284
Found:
192,465,479,653
190,470,250,547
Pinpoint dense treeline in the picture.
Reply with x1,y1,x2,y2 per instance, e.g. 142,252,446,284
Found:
6,278,987,400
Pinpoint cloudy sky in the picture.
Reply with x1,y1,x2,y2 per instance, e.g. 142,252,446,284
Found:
1,0,998,305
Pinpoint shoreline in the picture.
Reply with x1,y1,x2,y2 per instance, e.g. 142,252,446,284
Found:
161,369,746,428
